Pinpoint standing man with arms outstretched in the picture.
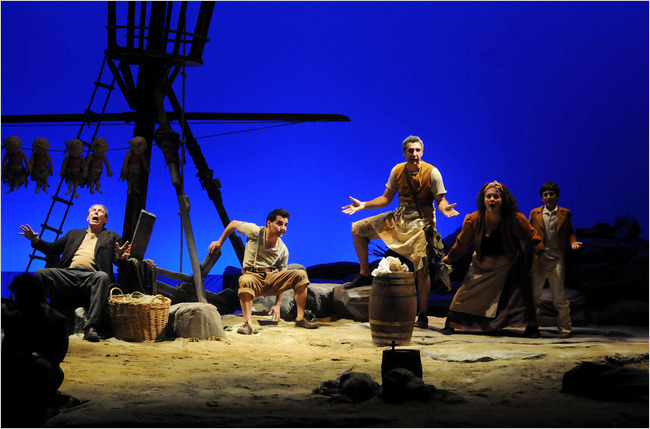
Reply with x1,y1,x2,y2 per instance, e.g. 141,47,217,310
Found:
19,204,131,342
342,135,459,329
208,208,318,335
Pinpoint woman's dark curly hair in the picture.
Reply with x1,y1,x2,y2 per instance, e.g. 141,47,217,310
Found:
475,182,523,259
476,181,519,217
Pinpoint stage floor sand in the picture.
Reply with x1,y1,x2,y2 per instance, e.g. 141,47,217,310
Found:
47,315,649,427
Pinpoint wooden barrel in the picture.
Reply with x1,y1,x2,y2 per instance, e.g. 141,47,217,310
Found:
369,272,417,346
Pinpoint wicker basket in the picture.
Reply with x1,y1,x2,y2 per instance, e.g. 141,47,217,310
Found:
108,287,171,342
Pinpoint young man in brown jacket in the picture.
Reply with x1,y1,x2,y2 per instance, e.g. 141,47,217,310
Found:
529,182,582,338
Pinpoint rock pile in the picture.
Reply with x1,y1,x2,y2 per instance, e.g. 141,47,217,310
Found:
562,354,649,403
312,367,463,404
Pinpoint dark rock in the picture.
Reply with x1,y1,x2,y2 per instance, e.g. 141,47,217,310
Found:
210,288,240,315
604,353,648,366
307,283,337,317
168,302,226,339
287,263,306,271
332,284,370,322
251,283,336,320
568,243,605,265
312,379,341,396
430,389,469,404
381,367,437,403
575,245,648,310
307,262,359,280
589,300,649,326
571,263,617,283
576,222,615,239
251,295,276,315
562,361,649,403
614,214,642,240
618,251,649,286
251,293,293,319
597,241,648,262
338,372,380,403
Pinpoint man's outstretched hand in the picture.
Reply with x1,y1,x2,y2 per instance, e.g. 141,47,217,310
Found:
116,241,131,260
439,201,460,218
19,224,39,242
342,196,364,215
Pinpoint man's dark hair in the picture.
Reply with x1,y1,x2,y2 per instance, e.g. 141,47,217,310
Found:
539,181,560,198
267,208,290,223
402,135,423,153
9,273,46,303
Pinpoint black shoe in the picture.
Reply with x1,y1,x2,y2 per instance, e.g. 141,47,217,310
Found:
440,327,454,335
523,326,541,338
83,327,100,342
344,274,373,289
414,314,429,329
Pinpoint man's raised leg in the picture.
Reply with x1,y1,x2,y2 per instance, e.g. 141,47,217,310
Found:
345,233,374,289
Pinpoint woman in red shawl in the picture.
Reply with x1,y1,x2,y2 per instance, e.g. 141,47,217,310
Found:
441,181,545,337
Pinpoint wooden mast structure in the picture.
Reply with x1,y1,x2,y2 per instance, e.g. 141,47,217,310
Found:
3,1,350,303
105,1,217,302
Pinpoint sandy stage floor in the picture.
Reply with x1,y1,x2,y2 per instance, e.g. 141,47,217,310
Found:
46,315,648,428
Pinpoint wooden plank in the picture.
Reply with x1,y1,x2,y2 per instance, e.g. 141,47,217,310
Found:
156,267,193,283
130,210,156,260
0,112,351,124
200,250,221,279
155,280,177,294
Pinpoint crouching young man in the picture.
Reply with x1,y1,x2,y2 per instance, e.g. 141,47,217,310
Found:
208,208,318,334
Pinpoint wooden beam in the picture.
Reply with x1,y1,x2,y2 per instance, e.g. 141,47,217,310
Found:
156,268,193,284
105,58,137,109
189,2,215,60
1,112,350,124
107,2,117,49
200,250,221,279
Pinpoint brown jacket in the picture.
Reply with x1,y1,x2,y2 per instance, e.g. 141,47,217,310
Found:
528,205,577,251
447,211,544,262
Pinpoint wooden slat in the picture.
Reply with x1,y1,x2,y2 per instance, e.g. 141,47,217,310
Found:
156,267,193,283
200,250,221,279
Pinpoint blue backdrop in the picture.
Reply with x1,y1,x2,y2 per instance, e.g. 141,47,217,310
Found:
2,2,648,297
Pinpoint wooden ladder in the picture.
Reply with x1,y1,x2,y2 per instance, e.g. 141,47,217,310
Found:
26,55,117,271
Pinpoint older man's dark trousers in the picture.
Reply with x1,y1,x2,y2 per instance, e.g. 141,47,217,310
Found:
34,268,110,330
